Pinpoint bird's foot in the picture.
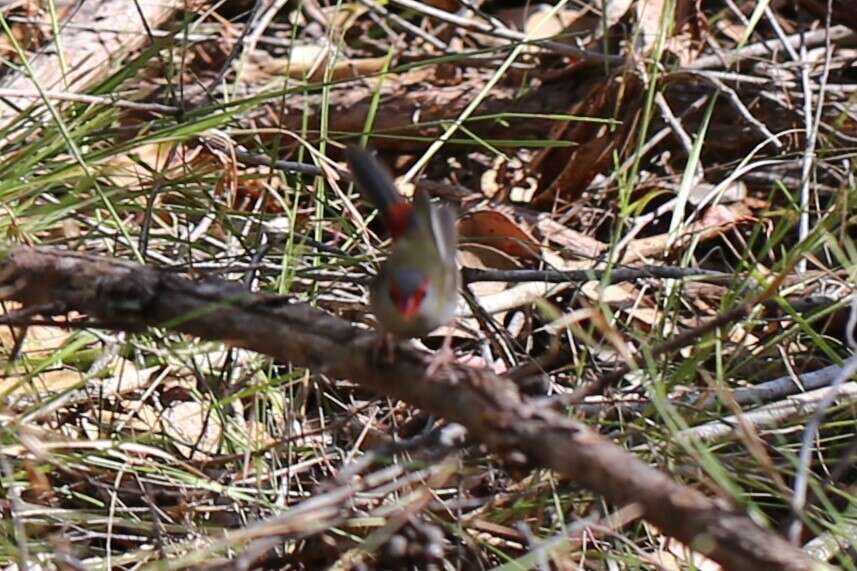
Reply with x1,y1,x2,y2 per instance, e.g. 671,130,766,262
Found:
424,334,455,377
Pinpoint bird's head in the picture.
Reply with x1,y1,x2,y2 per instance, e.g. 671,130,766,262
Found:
388,266,429,320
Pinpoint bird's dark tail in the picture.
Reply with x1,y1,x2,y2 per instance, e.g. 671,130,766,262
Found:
345,146,412,240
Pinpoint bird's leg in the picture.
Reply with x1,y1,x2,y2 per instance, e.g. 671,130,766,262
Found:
372,332,397,364
385,332,396,362
425,333,454,376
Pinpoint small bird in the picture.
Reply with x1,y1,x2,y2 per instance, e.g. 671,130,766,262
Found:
345,146,460,344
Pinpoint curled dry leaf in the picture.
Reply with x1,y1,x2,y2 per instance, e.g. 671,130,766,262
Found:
531,74,642,208
457,210,542,260
463,281,564,318
460,250,592,319
0,0,182,122
603,0,636,28
716,17,747,43
635,0,666,54
480,163,504,200
666,0,707,66
654,538,721,571
580,277,709,336
697,202,754,227
0,1,48,57
0,315,81,401
22,458,55,505
1,346,156,411
230,175,286,213
581,280,642,308
531,79,611,194
521,6,582,54
581,281,668,335
0,313,70,358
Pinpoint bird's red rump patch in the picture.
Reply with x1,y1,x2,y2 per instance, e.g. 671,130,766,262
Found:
385,202,413,240
389,278,428,319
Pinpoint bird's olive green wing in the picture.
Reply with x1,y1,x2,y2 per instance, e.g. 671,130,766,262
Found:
411,190,458,270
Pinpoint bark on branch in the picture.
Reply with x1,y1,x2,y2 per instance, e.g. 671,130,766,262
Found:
0,246,823,571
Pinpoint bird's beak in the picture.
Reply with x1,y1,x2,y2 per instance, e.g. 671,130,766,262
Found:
398,295,422,320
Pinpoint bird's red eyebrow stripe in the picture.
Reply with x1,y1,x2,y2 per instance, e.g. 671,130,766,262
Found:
386,202,412,240
404,282,428,317
389,279,428,319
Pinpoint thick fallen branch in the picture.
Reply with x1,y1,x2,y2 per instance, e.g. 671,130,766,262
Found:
0,246,823,571
574,356,854,419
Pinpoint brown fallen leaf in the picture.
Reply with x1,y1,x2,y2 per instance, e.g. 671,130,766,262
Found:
458,209,542,260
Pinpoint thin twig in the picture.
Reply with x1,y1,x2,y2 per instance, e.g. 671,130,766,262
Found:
356,0,449,51
686,24,852,70
653,92,698,163
204,138,330,179
0,88,177,112
462,265,731,284
692,72,783,149
388,0,624,65
203,0,266,98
